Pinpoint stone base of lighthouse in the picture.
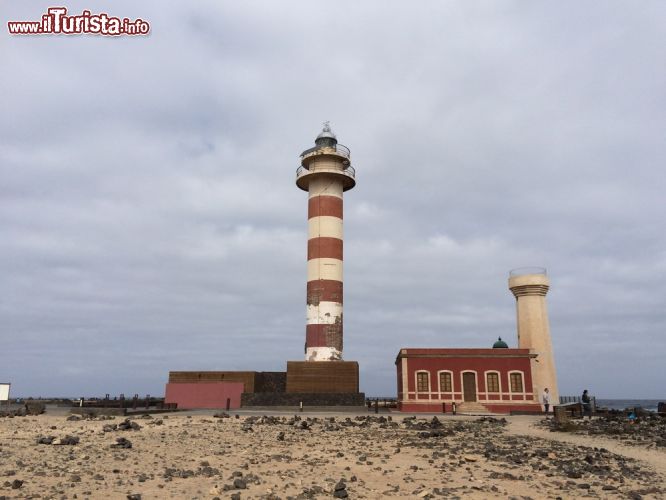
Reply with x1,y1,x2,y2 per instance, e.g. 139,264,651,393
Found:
285,361,359,393
241,361,364,408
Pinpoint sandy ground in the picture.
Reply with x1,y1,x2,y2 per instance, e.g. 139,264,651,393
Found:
1,411,664,499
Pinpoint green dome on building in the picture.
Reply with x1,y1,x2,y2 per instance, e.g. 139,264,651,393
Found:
493,337,509,349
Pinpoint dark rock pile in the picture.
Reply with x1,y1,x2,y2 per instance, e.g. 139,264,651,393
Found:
0,408,28,418
162,463,223,480
102,418,141,432
36,435,79,445
118,418,142,431
540,412,666,447
333,478,348,498
110,437,132,449
223,414,402,431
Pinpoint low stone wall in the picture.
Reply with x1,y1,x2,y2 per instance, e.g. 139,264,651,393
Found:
241,392,365,407
70,407,127,416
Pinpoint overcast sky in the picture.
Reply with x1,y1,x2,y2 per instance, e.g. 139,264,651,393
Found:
1,1,664,399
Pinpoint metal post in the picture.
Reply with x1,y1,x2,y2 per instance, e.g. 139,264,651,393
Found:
145,394,150,409
452,402,457,415
299,401,303,412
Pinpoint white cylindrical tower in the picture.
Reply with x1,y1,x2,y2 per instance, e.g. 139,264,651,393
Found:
296,123,356,361
509,267,559,404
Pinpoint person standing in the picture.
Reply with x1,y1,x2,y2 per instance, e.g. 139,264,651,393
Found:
581,389,592,418
542,388,551,413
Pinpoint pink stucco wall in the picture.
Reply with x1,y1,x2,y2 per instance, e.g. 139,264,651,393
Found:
164,382,244,409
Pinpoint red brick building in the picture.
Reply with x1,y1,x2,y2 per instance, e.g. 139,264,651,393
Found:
396,343,541,413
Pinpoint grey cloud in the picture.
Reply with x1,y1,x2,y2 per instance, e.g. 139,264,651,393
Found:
1,1,664,398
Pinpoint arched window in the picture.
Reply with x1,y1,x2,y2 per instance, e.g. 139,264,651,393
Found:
416,371,430,393
509,372,524,393
439,371,452,392
486,372,500,392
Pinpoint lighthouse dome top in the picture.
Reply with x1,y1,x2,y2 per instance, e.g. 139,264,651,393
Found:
300,122,351,162
316,121,337,141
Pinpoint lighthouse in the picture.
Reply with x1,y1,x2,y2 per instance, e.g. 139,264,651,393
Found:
296,123,356,361
509,268,559,404
163,124,365,408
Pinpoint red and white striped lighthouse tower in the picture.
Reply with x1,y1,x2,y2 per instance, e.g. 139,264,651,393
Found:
296,123,356,361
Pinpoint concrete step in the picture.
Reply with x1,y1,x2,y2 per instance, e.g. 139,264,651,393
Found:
457,402,491,415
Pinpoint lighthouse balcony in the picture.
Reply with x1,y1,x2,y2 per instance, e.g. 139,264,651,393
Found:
296,164,356,191
300,143,351,160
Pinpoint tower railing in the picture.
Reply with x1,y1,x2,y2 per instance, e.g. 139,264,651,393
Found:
296,165,355,180
509,267,547,277
300,143,351,159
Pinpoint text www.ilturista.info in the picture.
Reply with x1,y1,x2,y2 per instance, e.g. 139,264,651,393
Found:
8,7,150,36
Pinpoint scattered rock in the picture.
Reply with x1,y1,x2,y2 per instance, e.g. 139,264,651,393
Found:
118,419,141,431
232,478,247,489
110,437,132,449
333,479,348,498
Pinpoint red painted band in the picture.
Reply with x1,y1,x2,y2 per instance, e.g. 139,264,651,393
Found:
308,195,343,219
307,280,343,305
306,323,343,349
307,237,343,260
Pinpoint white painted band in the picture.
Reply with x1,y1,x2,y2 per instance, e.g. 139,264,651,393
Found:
307,258,343,282
308,177,343,199
306,301,343,325
305,346,342,362
308,216,343,240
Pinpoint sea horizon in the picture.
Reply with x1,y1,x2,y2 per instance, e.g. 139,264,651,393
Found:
7,395,664,412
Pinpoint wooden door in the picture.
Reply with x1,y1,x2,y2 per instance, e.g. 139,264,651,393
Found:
463,373,477,402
